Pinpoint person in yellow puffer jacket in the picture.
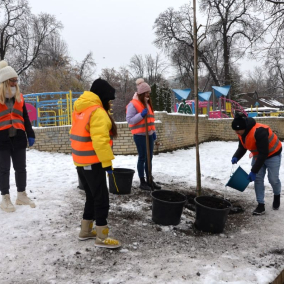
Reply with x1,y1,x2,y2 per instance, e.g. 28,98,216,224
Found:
70,78,121,249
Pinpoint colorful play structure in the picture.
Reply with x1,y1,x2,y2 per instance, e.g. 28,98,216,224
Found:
24,87,243,127
23,91,83,127
173,86,248,118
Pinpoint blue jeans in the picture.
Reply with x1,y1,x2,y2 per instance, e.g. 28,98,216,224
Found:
133,134,154,180
252,154,281,204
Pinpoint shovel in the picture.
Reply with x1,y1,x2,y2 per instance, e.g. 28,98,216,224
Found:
144,114,154,191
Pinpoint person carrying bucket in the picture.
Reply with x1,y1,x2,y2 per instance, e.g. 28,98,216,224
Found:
70,78,121,249
231,113,282,215
126,78,161,191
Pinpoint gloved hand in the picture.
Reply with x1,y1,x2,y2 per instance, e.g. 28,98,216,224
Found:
153,132,157,141
28,137,35,147
104,166,113,175
231,157,238,164
141,108,148,118
248,172,256,182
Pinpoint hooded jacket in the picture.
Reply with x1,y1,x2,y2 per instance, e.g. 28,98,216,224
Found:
233,117,282,173
70,91,114,168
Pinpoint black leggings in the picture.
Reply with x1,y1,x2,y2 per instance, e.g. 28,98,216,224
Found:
77,163,109,226
0,147,26,195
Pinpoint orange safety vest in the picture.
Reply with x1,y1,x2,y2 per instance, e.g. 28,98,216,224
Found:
238,123,282,158
70,105,113,165
127,99,155,135
0,94,25,131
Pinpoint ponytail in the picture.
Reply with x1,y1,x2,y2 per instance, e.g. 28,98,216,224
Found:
102,101,117,138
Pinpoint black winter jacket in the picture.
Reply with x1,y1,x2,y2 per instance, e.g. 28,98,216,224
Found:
0,98,35,150
232,117,282,173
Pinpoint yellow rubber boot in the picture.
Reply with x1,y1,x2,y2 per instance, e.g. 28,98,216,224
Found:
78,220,96,241
95,225,121,249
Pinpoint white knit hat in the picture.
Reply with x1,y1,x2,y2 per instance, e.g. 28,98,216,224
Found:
0,60,18,83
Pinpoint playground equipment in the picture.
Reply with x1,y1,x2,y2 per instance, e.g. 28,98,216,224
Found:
24,91,83,127
177,100,193,114
245,104,284,117
25,103,37,123
173,86,248,118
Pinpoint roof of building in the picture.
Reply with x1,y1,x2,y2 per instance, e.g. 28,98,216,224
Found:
235,92,284,109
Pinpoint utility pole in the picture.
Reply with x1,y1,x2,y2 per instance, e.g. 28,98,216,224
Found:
193,0,202,196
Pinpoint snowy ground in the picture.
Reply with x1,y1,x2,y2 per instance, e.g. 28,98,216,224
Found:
0,141,284,284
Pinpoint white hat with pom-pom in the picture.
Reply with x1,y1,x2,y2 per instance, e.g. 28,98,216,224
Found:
0,60,18,83
136,78,151,95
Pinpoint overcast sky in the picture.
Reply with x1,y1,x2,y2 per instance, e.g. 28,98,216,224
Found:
28,0,190,77
28,0,258,79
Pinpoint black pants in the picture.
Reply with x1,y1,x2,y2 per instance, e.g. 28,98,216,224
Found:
0,147,26,195
77,163,109,226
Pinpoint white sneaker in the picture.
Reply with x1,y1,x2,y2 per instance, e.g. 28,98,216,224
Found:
0,194,16,212
16,191,36,208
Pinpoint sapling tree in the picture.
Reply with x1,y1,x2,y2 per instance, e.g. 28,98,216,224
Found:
193,0,202,196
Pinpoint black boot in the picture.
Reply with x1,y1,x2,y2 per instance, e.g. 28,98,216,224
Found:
147,177,161,190
252,203,265,215
139,177,151,191
273,194,280,210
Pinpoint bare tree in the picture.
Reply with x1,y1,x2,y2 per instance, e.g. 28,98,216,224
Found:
199,0,263,85
265,44,284,97
129,53,167,85
144,54,168,85
154,6,221,86
0,0,30,59
33,33,70,69
75,52,96,89
241,67,268,96
100,68,120,88
170,43,194,88
261,0,284,48
129,55,144,78
0,0,63,74
100,67,135,122
22,64,85,94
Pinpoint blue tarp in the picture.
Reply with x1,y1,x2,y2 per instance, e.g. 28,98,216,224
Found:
172,88,191,100
198,91,212,102
212,85,231,98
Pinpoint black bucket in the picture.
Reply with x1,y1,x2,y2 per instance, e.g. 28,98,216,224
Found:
194,196,232,234
108,168,135,194
151,190,186,226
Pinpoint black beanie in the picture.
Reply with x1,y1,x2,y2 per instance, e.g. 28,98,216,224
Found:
90,78,115,102
231,115,247,130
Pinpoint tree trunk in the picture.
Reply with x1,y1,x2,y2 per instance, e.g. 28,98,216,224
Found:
193,0,202,196
223,33,230,85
